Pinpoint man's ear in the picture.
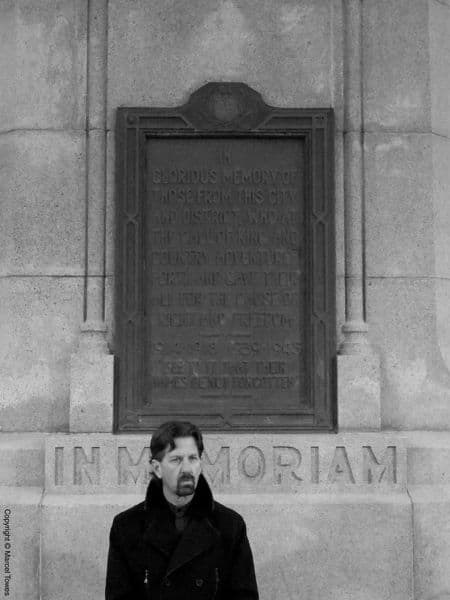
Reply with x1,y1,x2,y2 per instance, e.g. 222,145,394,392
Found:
150,459,162,479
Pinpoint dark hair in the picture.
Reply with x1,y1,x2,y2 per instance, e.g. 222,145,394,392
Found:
150,421,204,461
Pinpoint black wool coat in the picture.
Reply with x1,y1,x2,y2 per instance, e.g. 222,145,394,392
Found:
105,475,259,600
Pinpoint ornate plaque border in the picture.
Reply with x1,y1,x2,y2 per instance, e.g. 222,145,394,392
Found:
115,82,335,432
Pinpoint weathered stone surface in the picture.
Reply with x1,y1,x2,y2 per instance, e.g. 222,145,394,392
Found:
107,0,335,127
365,133,433,278
367,277,450,429
0,435,44,486
44,433,405,494
0,0,87,131
335,133,345,279
0,277,83,431
0,486,43,600
430,0,450,137
336,274,345,347
432,135,450,279
41,493,128,600
0,131,85,276
434,279,450,378
433,136,450,375
233,493,412,600
40,491,412,600
105,130,115,279
331,0,344,131
337,353,381,431
406,432,450,485
70,352,114,433
104,275,115,350
409,485,450,600
363,0,431,132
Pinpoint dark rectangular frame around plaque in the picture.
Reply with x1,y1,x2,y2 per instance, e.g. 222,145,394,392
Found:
115,82,336,432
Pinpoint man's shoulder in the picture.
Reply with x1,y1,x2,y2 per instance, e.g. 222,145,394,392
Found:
212,500,246,530
112,500,146,527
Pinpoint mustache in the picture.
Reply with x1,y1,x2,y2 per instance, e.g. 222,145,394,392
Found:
178,474,195,483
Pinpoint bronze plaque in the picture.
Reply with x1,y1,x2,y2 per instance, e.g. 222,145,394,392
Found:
116,82,335,431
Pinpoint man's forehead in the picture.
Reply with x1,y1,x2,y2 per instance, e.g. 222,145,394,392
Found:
164,436,199,455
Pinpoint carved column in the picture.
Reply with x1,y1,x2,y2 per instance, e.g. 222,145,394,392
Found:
70,0,114,432
338,0,380,429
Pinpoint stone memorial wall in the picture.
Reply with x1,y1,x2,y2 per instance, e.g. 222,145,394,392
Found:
1,1,450,599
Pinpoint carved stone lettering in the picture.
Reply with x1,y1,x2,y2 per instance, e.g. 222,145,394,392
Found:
74,447,100,485
118,447,150,485
238,446,266,481
145,137,306,418
202,447,231,486
327,447,355,484
362,446,397,484
310,446,320,484
273,446,303,484
47,441,402,490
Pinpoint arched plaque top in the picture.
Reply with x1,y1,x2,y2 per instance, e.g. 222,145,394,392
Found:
182,82,270,131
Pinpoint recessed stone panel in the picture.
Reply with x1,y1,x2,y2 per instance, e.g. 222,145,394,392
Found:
0,131,85,276
0,0,87,131
107,0,334,127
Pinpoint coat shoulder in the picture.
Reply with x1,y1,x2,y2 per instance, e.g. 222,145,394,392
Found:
112,500,145,528
212,500,246,533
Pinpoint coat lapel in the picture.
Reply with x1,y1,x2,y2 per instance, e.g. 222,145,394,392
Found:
166,516,219,576
142,475,218,572
143,508,180,558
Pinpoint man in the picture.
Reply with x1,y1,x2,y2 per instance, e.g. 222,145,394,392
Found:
105,421,259,599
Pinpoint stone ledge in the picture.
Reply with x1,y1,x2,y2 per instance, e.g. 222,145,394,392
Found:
1,431,450,490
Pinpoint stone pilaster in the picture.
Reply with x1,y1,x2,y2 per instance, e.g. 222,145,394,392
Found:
338,0,380,430
70,0,114,432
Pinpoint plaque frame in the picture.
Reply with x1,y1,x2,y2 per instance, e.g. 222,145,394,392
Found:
115,82,335,432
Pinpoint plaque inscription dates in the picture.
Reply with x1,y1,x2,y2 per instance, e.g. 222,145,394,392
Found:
116,82,335,432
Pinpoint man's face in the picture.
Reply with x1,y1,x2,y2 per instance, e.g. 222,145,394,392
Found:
151,436,202,500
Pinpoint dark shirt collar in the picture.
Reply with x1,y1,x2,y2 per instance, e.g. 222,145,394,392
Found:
167,500,191,516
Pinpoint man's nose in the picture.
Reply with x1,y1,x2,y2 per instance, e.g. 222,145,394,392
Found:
180,458,193,472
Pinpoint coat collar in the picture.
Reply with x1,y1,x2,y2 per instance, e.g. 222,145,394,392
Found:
142,474,219,573
144,473,215,517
